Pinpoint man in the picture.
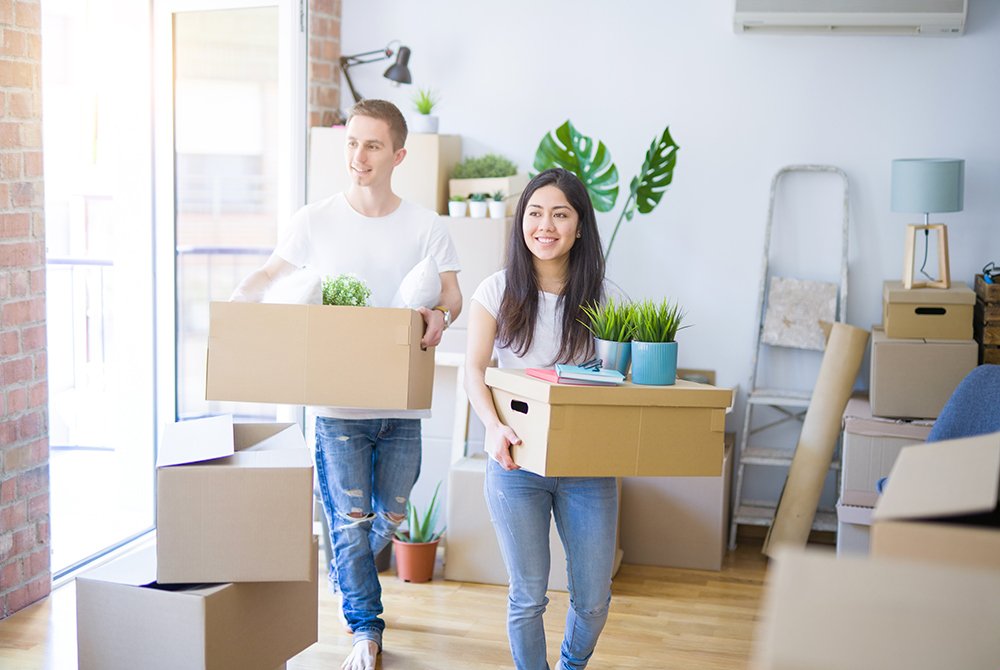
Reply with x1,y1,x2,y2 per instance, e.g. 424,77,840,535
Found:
231,99,462,670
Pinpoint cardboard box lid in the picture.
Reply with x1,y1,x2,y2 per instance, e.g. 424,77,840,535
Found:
842,394,934,439
873,432,1000,523
78,545,227,598
871,326,973,347
883,280,975,306
485,368,733,409
836,501,874,526
157,415,306,468
752,548,1000,670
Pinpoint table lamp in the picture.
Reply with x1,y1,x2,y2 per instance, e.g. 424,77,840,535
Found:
891,158,964,289
339,40,412,105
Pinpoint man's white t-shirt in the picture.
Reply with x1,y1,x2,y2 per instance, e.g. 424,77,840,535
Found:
274,193,460,419
471,270,626,369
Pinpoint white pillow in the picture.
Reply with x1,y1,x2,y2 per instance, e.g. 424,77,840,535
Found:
262,268,322,305
391,256,441,309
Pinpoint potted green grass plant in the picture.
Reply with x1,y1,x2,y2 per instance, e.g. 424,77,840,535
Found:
629,299,687,385
579,298,636,376
467,192,489,218
391,481,445,583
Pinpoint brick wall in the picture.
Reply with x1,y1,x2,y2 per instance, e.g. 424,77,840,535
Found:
309,0,342,127
0,0,49,620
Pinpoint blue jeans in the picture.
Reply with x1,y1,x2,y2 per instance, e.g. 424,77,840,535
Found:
485,460,618,670
315,417,422,648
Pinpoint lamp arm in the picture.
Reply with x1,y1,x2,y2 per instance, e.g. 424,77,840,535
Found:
339,57,365,104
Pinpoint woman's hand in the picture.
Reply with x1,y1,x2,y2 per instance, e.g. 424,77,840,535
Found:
485,423,521,471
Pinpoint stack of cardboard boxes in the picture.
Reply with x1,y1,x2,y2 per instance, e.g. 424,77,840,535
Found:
76,416,318,670
836,280,978,555
754,431,1000,668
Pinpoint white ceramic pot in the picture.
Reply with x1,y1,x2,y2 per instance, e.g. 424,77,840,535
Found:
488,200,506,218
448,200,467,216
410,114,439,133
468,201,488,218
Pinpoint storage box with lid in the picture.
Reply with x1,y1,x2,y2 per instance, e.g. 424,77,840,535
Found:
882,280,975,340
485,368,733,477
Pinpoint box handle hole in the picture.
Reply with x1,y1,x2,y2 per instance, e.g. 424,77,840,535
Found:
510,400,529,415
915,307,946,315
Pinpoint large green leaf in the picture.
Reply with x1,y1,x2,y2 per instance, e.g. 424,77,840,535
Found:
532,120,619,213
634,126,678,215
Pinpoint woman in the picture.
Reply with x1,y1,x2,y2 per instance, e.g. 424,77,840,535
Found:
465,168,619,670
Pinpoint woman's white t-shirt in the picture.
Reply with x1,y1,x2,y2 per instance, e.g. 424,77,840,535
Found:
274,193,461,419
471,270,627,369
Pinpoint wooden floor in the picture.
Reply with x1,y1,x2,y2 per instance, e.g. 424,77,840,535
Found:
0,539,771,669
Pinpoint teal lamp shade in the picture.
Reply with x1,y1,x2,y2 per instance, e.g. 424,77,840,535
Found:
891,158,964,214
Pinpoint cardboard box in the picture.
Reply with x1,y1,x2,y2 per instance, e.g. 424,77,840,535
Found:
308,127,461,213
486,368,733,477
871,432,1000,571
869,327,976,419
841,395,932,504
882,280,975,340
156,415,314,583
443,455,623,590
439,215,511,352
750,548,1000,670
206,302,434,409
77,539,318,670
620,434,733,570
835,501,872,556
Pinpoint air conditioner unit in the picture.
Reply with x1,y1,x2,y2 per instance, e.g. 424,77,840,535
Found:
734,0,967,36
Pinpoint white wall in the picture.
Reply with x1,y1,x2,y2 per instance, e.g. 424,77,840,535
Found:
341,1,1000,508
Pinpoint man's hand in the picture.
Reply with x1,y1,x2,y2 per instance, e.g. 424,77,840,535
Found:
416,306,446,349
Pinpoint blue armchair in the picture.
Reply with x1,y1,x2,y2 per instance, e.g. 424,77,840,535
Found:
926,364,1000,442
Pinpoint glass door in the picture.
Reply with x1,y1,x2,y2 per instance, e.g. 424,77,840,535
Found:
153,0,306,425
42,0,157,577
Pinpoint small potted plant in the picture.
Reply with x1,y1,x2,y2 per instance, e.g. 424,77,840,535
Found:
409,86,440,134
448,194,467,217
579,298,636,376
322,273,371,306
488,190,506,219
628,298,687,385
392,481,445,583
467,192,489,218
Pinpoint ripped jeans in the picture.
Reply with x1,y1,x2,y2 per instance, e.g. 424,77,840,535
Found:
485,460,617,670
315,417,422,648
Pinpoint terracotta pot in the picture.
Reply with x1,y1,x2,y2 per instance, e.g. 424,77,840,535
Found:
391,537,439,583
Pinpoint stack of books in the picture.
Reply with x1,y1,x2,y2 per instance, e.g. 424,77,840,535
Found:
527,364,625,386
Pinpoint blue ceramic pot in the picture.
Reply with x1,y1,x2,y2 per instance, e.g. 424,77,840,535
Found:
631,341,677,385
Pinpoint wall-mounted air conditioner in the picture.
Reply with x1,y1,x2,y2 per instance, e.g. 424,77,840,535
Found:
734,0,967,36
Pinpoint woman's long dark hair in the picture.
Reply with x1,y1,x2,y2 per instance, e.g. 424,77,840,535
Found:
496,168,605,365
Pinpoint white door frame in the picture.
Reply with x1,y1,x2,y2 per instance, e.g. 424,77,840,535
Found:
151,0,307,433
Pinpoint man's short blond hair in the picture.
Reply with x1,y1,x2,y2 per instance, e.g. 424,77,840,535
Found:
347,99,408,151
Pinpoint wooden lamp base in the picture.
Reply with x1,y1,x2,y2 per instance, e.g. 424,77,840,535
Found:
902,223,950,289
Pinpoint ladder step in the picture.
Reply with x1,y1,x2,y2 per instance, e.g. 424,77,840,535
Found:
733,504,838,532
748,389,812,407
739,446,841,470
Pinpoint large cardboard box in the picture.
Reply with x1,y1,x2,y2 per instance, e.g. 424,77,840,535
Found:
869,327,976,419
443,455,623,590
620,434,733,570
882,280,975,340
206,302,434,409
841,395,932,504
308,127,461,213
156,415,314,583
871,432,1000,571
750,548,1000,670
486,368,733,477
77,539,318,670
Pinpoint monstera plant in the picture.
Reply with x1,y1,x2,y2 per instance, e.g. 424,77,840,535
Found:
533,120,679,260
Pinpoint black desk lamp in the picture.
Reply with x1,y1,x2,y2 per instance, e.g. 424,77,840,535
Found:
339,40,412,104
